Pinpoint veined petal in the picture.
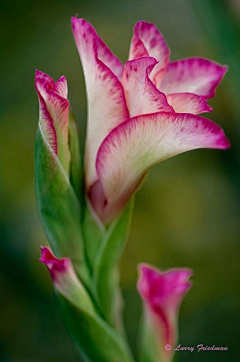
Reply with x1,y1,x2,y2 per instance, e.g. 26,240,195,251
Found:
159,58,228,98
55,76,68,98
122,57,174,117
35,70,70,174
167,93,213,115
138,264,192,362
71,16,129,187
35,71,57,154
129,21,170,84
95,112,230,222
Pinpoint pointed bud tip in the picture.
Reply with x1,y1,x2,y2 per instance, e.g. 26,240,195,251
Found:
71,14,79,28
35,69,42,77
39,246,70,282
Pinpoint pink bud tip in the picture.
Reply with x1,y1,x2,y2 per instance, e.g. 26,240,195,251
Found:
138,264,193,309
39,247,70,282
137,263,193,361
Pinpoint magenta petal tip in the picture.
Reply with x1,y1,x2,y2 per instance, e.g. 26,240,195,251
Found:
39,246,70,282
216,132,231,150
137,263,193,308
71,14,78,27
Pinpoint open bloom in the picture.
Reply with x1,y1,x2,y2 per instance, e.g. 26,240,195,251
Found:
138,264,192,362
71,17,230,223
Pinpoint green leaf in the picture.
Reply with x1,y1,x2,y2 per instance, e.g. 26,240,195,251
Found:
138,312,161,362
93,198,135,327
69,111,103,274
56,293,135,362
35,127,88,282
83,202,105,271
68,112,84,208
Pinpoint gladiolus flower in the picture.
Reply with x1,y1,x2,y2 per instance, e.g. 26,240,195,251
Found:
71,17,230,223
138,264,192,362
35,17,231,362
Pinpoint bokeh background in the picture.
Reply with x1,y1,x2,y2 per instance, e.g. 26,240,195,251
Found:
1,0,240,360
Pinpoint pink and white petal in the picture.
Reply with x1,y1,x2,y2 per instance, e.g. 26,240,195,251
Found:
96,112,230,221
96,36,124,80
159,58,228,98
122,57,174,117
129,21,170,84
35,71,70,173
35,70,55,88
167,93,213,115
71,16,123,80
71,16,129,187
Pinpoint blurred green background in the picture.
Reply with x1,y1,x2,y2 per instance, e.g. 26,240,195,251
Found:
1,0,240,360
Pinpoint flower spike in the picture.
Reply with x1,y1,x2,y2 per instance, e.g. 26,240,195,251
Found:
35,15,231,362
